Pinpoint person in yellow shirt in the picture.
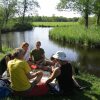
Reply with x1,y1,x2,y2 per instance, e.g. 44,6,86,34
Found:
8,48,48,96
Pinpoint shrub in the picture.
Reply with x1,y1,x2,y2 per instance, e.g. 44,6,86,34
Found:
13,22,33,31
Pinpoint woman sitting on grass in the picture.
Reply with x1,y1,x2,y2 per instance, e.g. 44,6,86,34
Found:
21,42,33,66
46,51,86,95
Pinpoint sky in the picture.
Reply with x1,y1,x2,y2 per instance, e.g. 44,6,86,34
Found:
36,0,81,18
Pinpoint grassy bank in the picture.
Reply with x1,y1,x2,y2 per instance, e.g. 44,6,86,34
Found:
49,25,100,48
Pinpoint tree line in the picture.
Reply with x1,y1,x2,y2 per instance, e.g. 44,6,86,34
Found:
20,16,79,22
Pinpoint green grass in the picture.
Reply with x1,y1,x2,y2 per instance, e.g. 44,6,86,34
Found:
0,47,100,100
49,25,100,48
32,22,100,48
0,73,100,100
32,22,79,27
0,46,13,59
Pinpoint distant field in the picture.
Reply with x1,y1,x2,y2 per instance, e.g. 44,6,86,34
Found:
32,22,79,27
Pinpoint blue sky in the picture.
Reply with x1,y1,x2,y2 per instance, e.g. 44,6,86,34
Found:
36,0,81,18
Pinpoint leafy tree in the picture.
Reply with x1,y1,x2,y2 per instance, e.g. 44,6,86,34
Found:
0,0,17,26
16,0,39,24
93,0,100,25
57,0,95,28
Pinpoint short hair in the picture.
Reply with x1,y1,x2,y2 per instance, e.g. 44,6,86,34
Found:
21,42,29,48
13,48,25,58
36,41,41,45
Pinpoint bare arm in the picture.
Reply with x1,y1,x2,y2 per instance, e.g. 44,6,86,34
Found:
45,67,61,84
26,71,43,84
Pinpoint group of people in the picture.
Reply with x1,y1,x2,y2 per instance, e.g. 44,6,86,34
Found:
0,41,86,96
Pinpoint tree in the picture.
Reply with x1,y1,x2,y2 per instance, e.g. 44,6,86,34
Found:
16,0,39,24
0,0,17,26
57,0,94,28
93,0,100,25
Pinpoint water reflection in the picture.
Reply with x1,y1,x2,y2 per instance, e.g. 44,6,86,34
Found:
1,27,100,77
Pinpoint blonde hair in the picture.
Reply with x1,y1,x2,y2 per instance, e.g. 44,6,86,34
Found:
21,42,29,48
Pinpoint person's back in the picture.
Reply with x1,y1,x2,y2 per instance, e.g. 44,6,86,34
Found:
8,48,48,96
8,58,31,91
56,62,74,93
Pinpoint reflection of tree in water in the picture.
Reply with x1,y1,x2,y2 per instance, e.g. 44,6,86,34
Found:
77,48,100,77
79,51,89,72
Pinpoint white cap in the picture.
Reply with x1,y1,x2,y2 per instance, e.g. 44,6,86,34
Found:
52,51,67,61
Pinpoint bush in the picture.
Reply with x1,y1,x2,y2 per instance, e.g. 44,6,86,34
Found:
13,22,33,31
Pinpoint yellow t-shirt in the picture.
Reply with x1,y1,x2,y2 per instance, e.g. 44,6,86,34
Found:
8,58,31,91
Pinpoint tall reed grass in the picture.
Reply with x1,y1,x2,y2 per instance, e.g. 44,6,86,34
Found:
49,25,100,48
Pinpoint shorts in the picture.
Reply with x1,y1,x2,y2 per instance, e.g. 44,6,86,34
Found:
26,83,49,96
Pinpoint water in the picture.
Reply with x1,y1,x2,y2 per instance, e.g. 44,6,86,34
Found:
1,27,100,77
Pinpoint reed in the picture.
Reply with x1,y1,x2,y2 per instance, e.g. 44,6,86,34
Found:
49,25,100,48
